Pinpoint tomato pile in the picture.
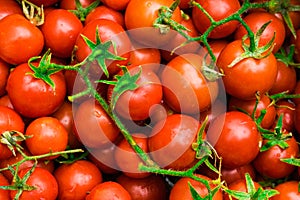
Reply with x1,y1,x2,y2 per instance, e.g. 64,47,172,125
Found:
0,0,300,199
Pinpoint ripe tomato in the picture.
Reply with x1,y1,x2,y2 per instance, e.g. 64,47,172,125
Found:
59,0,96,9
54,160,103,200
73,99,120,148
75,19,132,76
293,80,300,105
253,135,299,179
224,178,261,200
128,47,161,72
192,0,241,39
234,11,286,53
148,114,200,170
124,0,182,47
0,95,13,109
6,62,66,118
25,117,68,159
10,167,58,200
221,164,256,185
117,174,168,200
0,59,10,97
161,53,219,114
208,111,261,169
217,40,277,100
169,174,223,200
271,181,300,200
272,100,295,132
0,173,9,200
204,39,229,60
101,0,130,11
28,0,59,7
0,0,22,21
86,181,132,200
115,133,150,178
0,14,44,65
41,9,83,58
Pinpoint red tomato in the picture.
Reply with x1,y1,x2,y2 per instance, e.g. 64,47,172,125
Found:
10,167,58,200
54,160,103,200
25,117,68,159
0,95,13,109
128,47,161,72
41,9,83,58
28,0,59,7
75,19,132,77
148,114,200,170
224,178,261,200
293,80,300,105
114,134,150,178
86,181,132,200
273,100,296,132
60,0,96,9
6,62,66,118
117,174,168,200
0,59,10,97
124,0,182,47
221,164,256,185
192,0,241,39
101,0,130,11
0,0,22,21
0,173,9,200
73,99,120,148
253,135,299,179
208,111,261,169
217,40,277,100
271,181,300,200
169,174,223,200
0,14,44,65
161,53,219,114
204,39,229,61
234,11,286,53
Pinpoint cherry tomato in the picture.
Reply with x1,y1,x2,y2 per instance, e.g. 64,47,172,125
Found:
0,14,44,65
271,181,300,200
41,9,83,58
234,11,286,53
128,47,161,72
208,111,261,169
25,117,68,159
10,167,58,200
0,59,10,97
224,178,261,200
54,160,103,200
217,40,277,100
0,173,9,200
86,181,132,200
192,0,241,39
101,0,130,11
273,100,296,132
0,0,22,21
117,174,168,200
59,0,96,9
28,0,59,7
6,62,66,118
221,164,256,185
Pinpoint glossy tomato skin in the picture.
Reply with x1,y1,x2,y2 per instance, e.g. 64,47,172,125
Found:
217,40,277,100
59,0,96,9
192,0,240,39
208,111,261,169
271,181,300,200
0,173,9,200
224,178,261,200
161,53,219,114
73,99,120,148
75,19,131,77
117,174,168,200
0,59,10,97
101,0,130,11
0,0,22,21
28,0,59,7
6,63,66,118
273,100,295,132
128,47,161,72
54,160,103,200
169,174,223,200
253,135,299,179
86,181,132,200
221,164,256,185
148,114,200,170
10,167,58,200
25,117,68,159
41,9,83,58
234,11,286,53
0,14,44,65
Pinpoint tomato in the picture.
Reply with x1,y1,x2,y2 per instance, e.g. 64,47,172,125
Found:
0,106,24,160
108,66,163,121
124,0,182,47
148,114,200,170
115,133,150,178
86,181,132,200
272,100,295,132
0,173,9,200
41,9,83,58
117,174,168,200
169,174,223,200
0,59,10,97
253,135,299,179
75,19,132,77
217,40,277,100
234,11,286,53
59,0,96,9
25,117,68,159
73,99,120,148
28,0,59,7
224,178,261,200
204,39,229,61
271,181,300,200
293,80,300,105
85,5,125,27
128,47,161,72
208,111,261,169
269,60,296,94
101,0,130,11
192,0,241,39
54,160,103,200
0,0,22,21
161,53,219,114
295,103,300,136
10,167,58,200
0,14,44,65
6,62,66,118
179,0,192,9
221,164,256,185
228,94,276,129
0,95,13,109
